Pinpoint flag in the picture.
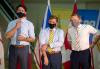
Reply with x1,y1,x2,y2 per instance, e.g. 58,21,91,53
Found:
42,0,51,29
64,32,71,50
63,1,78,69
34,0,52,69
72,2,78,15
21,0,25,6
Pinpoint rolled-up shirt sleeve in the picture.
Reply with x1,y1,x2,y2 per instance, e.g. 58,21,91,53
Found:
39,29,47,48
50,30,64,48
88,25,98,34
6,21,15,33
28,23,35,39
88,25,100,37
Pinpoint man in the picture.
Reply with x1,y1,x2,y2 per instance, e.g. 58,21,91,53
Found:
67,14,100,69
0,30,5,69
6,5,35,69
39,15,64,69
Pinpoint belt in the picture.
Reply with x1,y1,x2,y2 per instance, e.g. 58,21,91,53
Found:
11,45,25,48
72,48,89,52
47,51,61,55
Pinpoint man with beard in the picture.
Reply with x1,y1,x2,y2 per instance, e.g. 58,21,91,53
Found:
6,5,35,69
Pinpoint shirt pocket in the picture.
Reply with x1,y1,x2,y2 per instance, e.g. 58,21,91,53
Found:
53,34,59,42
20,24,29,37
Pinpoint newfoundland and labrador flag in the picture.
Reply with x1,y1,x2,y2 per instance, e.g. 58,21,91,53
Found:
34,0,51,69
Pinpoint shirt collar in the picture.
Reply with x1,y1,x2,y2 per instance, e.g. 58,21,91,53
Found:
21,17,27,22
49,27,56,32
77,24,82,28
73,24,82,29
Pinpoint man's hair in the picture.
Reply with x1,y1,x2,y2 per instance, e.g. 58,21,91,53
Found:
71,14,81,19
49,15,59,22
16,5,27,12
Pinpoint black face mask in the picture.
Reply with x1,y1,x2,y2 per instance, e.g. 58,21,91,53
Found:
16,12,26,18
49,24,56,29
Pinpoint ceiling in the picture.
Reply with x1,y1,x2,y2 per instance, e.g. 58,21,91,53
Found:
11,0,100,3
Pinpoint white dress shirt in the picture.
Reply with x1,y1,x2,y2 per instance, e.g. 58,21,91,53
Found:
6,18,35,45
39,28,64,52
68,24,98,51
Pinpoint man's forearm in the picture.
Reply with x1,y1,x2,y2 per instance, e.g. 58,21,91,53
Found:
42,50,47,57
6,27,17,39
17,35,35,42
25,37,35,42
41,45,47,57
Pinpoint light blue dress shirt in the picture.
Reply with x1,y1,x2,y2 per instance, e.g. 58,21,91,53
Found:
6,18,35,45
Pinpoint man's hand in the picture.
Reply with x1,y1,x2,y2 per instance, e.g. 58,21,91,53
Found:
44,56,49,65
15,19,21,29
41,44,48,51
41,44,49,65
89,43,95,49
17,35,26,41
47,47,54,54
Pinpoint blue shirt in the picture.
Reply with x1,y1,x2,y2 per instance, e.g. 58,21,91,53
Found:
6,18,35,45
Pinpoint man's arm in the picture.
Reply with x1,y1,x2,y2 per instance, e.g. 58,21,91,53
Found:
20,22,35,42
90,35,100,48
41,44,49,65
6,20,21,39
17,36,35,42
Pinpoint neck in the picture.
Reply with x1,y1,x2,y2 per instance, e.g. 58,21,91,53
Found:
76,23,80,28
19,17,26,20
21,17,26,19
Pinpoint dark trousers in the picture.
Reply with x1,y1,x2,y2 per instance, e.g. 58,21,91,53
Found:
9,45,29,69
42,52,62,69
70,49,91,69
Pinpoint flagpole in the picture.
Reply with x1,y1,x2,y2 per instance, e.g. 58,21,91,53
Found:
48,0,51,13
48,0,50,6
74,0,77,3
21,0,25,6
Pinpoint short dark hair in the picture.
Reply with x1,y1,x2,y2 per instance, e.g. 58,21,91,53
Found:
71,14,81,19
16,5,27,12
49,15,59,22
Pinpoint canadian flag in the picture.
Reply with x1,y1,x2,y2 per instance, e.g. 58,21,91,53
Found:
62,1,78,69
62,32,71,69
